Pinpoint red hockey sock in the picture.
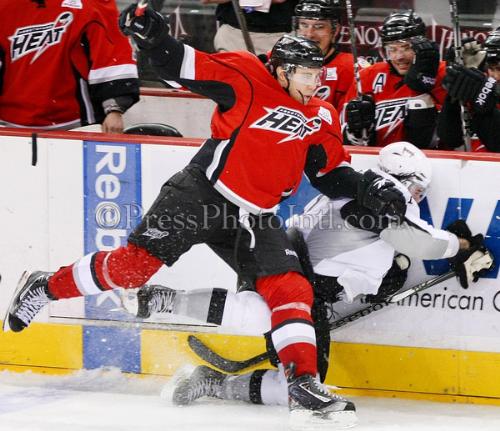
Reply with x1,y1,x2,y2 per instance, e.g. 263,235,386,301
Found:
48,243,163,299
256,272,317,377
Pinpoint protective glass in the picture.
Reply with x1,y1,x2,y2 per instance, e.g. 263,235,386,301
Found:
293,17,334,37
288,65,325,87
402,178,428,203
384,41,414,59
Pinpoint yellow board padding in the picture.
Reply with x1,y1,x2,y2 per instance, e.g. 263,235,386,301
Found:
0,321,83,370
141,330,272,375
338,387,500,407
3,321,500,403
327,341,500,399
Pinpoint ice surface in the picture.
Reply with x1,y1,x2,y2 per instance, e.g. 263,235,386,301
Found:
0,369,499,431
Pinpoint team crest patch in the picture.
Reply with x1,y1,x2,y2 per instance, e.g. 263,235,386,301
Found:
61,0,82,8
250,106,322,143
9,12,73,63
318,106,332,125
325,67,337,81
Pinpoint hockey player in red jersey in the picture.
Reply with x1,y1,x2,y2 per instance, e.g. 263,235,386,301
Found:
3,4,409,428
438,29,500,152
293,0,364,112
342,10,447,148
0,0,139,133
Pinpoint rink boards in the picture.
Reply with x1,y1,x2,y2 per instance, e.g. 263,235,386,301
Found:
0,129,500,404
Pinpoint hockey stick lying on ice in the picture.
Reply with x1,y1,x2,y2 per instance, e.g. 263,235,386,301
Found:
188,271,456,372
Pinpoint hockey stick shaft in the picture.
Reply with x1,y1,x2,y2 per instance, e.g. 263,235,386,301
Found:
449,0,472,151
188,272,456,371
330,271,455,330
344,0,362,97
230,0,256,55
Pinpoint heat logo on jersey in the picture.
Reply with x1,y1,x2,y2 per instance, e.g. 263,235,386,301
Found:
374,98,407,138
9,12,73,64
250,106,322,143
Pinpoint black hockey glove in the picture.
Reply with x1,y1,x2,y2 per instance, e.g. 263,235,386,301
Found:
357,170,406,221
442,63,497,114
445,219,473,242
365,254,410,304
404,37,440,93
345,94,376,145
445,220,495,288
119,3,170,49
448,240,494,289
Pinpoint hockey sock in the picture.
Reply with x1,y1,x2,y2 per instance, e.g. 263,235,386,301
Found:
171,288,227,323
48,243,163,299
220,368,287,406
256,272,317,377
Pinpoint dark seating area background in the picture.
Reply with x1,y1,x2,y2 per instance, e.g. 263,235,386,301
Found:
115,0,500,86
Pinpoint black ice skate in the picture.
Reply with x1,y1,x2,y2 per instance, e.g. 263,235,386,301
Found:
287,365,357,430
3,271,55,332
172,365,226,406
136,284,177,319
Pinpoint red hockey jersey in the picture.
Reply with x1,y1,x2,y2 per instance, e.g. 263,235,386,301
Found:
0,0,139,129
342,61,447,147
172,47,350,213
315,51,361,112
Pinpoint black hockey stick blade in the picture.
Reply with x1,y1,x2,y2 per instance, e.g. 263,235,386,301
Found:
187,335,269,373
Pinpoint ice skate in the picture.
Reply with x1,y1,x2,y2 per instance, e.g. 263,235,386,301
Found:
172,365,226,406
3,271,54,333
120,285,177,319
287,365,357,430
136,285,177,318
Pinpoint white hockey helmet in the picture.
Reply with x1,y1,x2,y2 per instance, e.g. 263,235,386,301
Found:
378,142,432,202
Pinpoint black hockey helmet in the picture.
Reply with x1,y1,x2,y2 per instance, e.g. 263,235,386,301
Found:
294,0,341,22
484,27,500,65
270,35,324,70
380,10,426,44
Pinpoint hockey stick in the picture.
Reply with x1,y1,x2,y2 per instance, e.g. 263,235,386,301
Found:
187,334,269,372
449,0,472,151
329,270,455,330
344,0,362,97
187,271,456,372
230,0,256,55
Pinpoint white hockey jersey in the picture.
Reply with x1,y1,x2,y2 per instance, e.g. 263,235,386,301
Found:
288,170,459,302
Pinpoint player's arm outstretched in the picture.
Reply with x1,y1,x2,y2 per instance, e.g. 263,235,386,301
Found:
119,4,238,111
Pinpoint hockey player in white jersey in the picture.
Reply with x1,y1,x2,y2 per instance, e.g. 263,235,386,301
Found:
124,142,493,415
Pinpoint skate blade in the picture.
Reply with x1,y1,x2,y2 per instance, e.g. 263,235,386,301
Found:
289,409,357,430
2,271,30,332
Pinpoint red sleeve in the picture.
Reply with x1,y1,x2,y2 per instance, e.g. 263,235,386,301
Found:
431,61,448,107
84,3,138,89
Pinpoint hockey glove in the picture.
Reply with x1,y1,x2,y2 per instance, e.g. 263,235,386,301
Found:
357,170,406,221
344,94,376,145
445,37,487,69
119,3,170,49
404,37,440,93
442,63,497,114
365,254,410,304
445,219,473,242
449,246,494,289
